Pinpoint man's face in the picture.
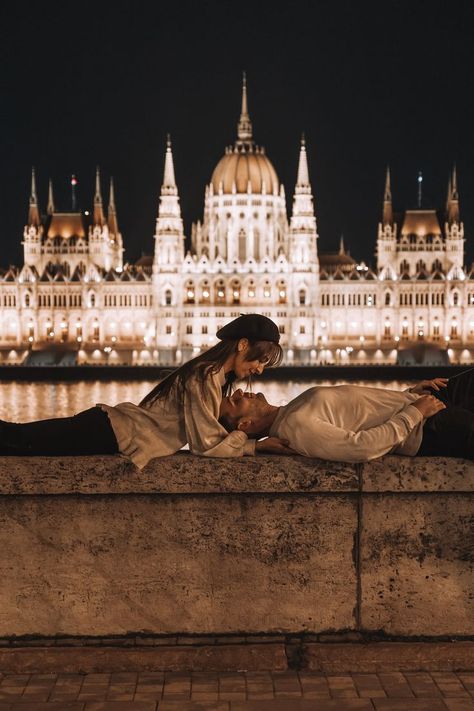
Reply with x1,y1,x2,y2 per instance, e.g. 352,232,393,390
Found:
219,389,270,429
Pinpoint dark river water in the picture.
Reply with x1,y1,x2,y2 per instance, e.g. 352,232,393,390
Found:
0,379,413,422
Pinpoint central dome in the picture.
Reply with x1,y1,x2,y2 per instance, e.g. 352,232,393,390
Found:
210,74,280,195
211,146,279,195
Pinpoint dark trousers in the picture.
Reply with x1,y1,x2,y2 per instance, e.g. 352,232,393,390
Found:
417,369,474,459
0,407,119,456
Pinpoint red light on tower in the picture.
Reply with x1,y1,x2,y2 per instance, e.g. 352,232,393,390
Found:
71,174,78,210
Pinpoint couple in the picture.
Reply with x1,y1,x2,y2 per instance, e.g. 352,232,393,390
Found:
0,314,472,464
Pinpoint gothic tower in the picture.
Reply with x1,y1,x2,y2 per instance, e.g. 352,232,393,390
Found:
153,136,185,349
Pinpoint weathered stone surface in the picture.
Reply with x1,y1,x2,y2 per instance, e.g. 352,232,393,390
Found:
0,454,472,641
303,641,474,672
0,453,358,495
361,494,474,635
0,643,287,672
0,494,357,636
363,455,474,492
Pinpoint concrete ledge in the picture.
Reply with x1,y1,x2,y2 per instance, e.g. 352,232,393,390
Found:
0,641,472,673
0,454,472,640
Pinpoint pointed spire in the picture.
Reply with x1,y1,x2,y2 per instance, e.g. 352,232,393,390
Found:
236,71,253,145
107,177,119,234
162,134,177,191
47,179,55,215
447,163,460,224
452,163,458,199
339,235,346,255
93,166,105,225
296,134,310,187
446,175,452,213
28,167,40,226
382,166,393,225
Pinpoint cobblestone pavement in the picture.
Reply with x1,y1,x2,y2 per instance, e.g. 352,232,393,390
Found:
0,671,473,710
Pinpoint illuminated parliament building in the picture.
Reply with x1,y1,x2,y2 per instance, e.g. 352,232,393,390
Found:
0,78,473,366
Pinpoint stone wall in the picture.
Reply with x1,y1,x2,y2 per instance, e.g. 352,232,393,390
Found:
0,453,472,639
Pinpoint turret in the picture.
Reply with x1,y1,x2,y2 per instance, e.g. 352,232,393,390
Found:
93,167,105,226
377,165,397,271
447,164,460,225
107,177,119,235
382,166,393,225
153,136,185,270
236,72,253,148
28,167,40,227
47,178,55,215
289,135,318,269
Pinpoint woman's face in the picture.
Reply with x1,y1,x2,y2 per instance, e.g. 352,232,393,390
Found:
233,338,269,379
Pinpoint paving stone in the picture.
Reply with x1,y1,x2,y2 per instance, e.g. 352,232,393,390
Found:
231,701,373,710
404,672,444,697
298,672,331,697
158,704,228,711
9,704,85,710
84,703,157,710
352,673,386,698
327,674,359,698
378,672,415,697
432,672,472,698
444,701,474,710
0,677,30,687
373,700,449,710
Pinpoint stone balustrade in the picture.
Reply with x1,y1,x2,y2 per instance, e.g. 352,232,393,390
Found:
0,453,472,640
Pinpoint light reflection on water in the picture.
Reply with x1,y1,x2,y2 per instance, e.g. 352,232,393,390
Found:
0,379,413,422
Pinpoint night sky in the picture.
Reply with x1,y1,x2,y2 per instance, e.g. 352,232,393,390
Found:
1,0,474,268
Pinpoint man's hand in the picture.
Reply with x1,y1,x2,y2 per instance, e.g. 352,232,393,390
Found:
410,377,448,395
412,394,447,418
256,437,298,455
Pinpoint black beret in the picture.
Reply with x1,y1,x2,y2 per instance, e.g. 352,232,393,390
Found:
216,314,280,343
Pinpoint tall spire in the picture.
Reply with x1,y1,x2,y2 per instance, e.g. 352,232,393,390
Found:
382,166,393,225
47,178,55,215
339,234,346,255
107,177,119,234
447,164,460,224
93,166,105,225
28,167,40,226
236,71,253,146
162,134,177,193
296,134,310,188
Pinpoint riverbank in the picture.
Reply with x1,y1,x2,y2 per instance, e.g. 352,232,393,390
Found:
0,364,471,381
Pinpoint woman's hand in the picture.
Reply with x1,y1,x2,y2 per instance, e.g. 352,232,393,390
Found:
412,394,447,418
410,377,448,395
256,437,298,455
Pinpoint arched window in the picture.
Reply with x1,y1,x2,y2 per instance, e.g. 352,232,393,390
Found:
432,259,442,272
278,281,287,304
416,260,426,272
89,293,96,308
385,292,391,306
400,260,409,275
453,292,459,306
215,280,226,304
24,293,31,308
165,289,172,306
200,281,210,304
231,280,241,305
299,289,306,306
185,281,195,304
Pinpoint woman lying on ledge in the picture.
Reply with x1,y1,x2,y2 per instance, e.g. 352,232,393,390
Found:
0,314,292,468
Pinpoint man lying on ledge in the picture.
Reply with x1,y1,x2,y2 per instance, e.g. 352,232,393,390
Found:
219,373,474,462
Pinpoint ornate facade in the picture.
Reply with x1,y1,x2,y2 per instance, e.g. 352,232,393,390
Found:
0,78,473,366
